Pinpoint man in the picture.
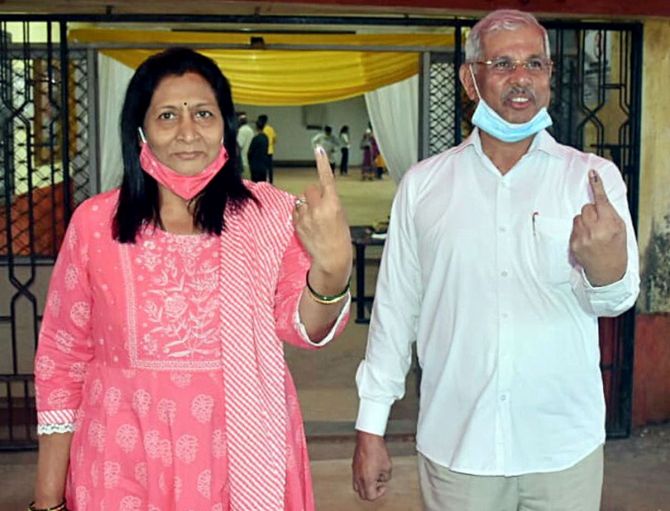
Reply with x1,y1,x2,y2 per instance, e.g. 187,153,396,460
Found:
258,114,277,183
352,9,639,511
236,112,254,177
311,125,340,173
248,118,270,182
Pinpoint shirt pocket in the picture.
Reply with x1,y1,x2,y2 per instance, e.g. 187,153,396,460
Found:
533,216,574,284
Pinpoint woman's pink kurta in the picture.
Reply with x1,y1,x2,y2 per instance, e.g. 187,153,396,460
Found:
34,182,348,510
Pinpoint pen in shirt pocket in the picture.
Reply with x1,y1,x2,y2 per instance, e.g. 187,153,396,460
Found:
532,211,539,236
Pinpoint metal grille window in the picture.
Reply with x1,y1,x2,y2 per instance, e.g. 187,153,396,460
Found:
0,22,93,448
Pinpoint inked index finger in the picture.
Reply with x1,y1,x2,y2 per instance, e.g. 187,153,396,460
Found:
589,169,610,207
314,145,336,191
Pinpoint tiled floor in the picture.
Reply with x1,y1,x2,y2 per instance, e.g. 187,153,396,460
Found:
3,424,669,510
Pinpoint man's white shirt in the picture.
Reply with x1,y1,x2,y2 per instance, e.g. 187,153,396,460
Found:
237,123,254,172
355,128,640,476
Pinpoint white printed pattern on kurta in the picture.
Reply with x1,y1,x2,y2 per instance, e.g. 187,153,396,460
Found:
122,233,223,371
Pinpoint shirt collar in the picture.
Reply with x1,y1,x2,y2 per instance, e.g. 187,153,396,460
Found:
465,127,562,159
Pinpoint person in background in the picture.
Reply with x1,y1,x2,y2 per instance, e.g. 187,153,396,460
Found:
258,114,277,183
352,9,639,511
359,127,377,181
32,47,352,511
339,125,350,176
236,111,254,177
248,117,271,182
311,125,340,173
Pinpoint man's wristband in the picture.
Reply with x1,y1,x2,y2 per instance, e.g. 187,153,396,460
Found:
305,271,350,305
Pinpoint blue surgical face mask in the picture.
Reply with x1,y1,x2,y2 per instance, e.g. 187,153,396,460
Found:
468,65,552,143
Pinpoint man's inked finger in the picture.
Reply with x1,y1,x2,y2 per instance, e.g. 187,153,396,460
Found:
589,169,610,207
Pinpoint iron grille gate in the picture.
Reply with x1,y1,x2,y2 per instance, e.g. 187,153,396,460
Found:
0,16,641,449
0,22,94,449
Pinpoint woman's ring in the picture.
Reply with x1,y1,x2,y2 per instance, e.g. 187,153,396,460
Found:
295,198,307,208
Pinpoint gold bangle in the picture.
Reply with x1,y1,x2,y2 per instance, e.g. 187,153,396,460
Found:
305,272,350,305
28,501,67,511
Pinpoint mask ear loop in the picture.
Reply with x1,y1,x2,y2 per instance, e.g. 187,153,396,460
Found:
137,126,147,144
468,64,483,100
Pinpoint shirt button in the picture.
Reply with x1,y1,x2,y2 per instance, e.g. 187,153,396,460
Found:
499,226,507,233
500,394,508,402
502,312,509,319
501,270,508,277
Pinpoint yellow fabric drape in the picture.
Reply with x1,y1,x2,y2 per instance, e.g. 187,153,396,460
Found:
70,29,455,105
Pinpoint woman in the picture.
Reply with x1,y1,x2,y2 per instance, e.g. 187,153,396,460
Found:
360,127,376,181
338,125,350,176
32,48,351,511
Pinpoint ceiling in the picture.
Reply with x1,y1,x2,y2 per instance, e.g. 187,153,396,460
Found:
4,0,669,18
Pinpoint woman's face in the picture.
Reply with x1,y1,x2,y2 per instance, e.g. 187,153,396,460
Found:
143,72,224,176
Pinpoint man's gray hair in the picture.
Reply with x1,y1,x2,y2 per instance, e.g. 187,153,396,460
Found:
465,9,551,62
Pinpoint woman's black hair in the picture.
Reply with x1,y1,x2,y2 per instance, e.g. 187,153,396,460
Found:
113,47,255,243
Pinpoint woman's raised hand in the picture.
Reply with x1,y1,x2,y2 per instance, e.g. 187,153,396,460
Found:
293,146,352,285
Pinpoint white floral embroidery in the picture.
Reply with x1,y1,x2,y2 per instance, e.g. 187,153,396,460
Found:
66,225,78,251
65,264,79,290
68,362,87,382
55,329,75,353
88,420,106,452
174,476,183,501
144,430,172,466
48,291,61,317
157,398,177,425
70,301,91,327
197,469,211,498
103,460,121,489
103,387,122,416
35,355,55,380
135,462,148,488
191,394,214,423
75,485,89,511
123,233,222,371
175,434,198,464
132,389,152,416
169,372,192,388
119,495,142,511
212,429,225,458
115,424,139,453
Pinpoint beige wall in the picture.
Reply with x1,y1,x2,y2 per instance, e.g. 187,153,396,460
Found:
638,19,670,312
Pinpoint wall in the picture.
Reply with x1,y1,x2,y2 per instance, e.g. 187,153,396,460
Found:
632,19,670,426
238,95,370,166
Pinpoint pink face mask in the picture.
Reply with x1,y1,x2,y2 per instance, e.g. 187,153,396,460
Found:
138,128,229,200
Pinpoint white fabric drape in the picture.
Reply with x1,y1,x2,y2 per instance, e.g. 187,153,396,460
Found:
98,54,134,192
364,75,418,183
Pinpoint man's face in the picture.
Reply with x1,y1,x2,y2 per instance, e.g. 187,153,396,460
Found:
462,25,552,125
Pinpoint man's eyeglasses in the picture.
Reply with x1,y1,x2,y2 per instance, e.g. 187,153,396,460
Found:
472,57,553,75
